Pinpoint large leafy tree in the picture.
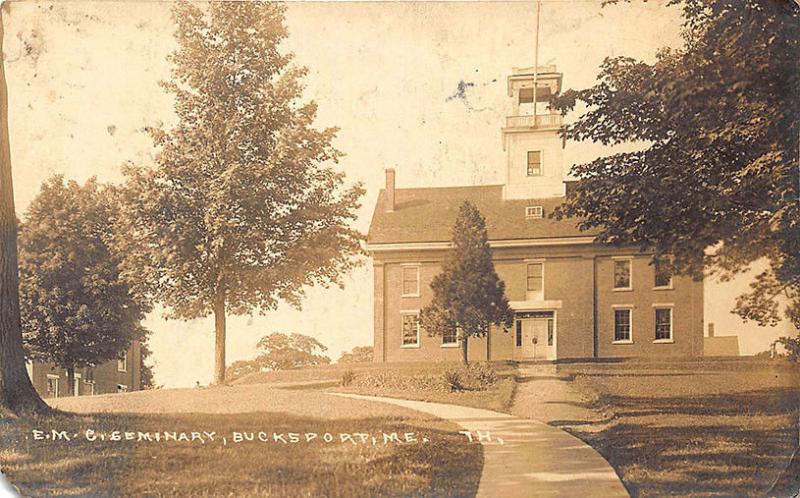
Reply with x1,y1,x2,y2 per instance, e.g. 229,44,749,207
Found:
227,332,331,381
553,0,799,330
252,332,330,371
19,176,151,395
118,1,363,383
0,7,48,414
420,201,514,364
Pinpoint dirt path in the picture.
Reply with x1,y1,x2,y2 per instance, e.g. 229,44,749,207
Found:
510,363,609,430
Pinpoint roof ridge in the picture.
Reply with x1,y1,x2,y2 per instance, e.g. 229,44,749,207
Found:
391,183,505,191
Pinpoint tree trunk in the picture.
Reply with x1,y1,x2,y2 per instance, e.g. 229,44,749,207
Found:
213,290,227,384
461,336,468,365
66,366,74,396
0,7,48,415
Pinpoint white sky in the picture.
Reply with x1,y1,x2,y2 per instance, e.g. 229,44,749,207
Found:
3,1,790,387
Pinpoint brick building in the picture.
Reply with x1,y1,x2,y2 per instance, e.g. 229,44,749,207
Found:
367,66,704,362
26,340,143,398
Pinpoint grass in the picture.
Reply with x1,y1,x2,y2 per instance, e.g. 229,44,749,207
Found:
554,358,800,497
237,361,520,413
0,385,482,497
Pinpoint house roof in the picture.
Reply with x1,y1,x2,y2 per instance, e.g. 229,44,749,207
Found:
367,184,600,245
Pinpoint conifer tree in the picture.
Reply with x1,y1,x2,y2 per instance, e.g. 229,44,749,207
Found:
420,201,513,364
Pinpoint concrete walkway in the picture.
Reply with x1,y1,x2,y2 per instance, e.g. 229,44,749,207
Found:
332,393,628,498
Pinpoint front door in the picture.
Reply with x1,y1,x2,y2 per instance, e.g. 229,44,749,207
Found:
521,317,554,360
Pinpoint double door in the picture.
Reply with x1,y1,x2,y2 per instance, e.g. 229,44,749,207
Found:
520,316,555,360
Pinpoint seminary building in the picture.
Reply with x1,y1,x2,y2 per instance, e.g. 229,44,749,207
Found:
26,341,144,398
367,66,704,362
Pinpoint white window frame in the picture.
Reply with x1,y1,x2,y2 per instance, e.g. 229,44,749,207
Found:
526,150,543,177
118,351,128,372
400,310,421,348
525,260,545,301
653,258,674,290
73,373,82,396
441,327,459,348
525,206,544,219
84,379,96,396
612,256,634,291
612,305,634,344
400,264,421,298
46,374,60,398
653,304,674,343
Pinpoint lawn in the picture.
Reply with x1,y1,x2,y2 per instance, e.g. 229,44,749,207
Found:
554,358,799,497
236,361,520,413
0,385,482,497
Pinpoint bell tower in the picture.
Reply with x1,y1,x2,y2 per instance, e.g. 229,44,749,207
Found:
501,65,565,200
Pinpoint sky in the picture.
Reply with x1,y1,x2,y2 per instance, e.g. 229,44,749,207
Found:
2,1,791,387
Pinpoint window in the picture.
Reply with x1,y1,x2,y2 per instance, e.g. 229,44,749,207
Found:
654,258,673,288
442,327,458,346
614,309,632,343
525,206,543,219
515,320,522,347
527,151,542,176
655,308,673,341
118,351,128,372
613,259,632,290
73,373,81,397
547,319,554,346
401,265,420,297
519,86,551,104
401,312,420,347
46,375,59,399
519,87,535,104
527,263,544,292
85,380,96,396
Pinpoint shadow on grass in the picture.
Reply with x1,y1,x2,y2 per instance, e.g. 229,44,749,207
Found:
556,386,799,497
0,410,482,498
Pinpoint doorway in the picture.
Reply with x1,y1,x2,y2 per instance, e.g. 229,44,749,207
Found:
516,311,556,360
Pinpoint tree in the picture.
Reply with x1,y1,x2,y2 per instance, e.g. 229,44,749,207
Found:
552,3,799,491
139,339,157,389
226,332,331,381
0,7,48,414
253,332,331,371
420,201,514,364
772,336,800,362
337,346,373,364
552,0,799,330
117,1,364,384
18,176,151,395
226,359,260,382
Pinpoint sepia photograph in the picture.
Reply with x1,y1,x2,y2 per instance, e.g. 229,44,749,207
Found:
0,0,797,496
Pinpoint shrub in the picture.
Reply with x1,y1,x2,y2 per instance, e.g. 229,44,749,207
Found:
344,363,500,393
466,363,498,388
341,369,356,387
773,335,800,362
442,368,464,392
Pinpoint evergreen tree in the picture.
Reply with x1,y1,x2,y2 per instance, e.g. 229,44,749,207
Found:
420,201,513,364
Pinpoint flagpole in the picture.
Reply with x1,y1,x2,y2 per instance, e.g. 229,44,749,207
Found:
533,0,541,127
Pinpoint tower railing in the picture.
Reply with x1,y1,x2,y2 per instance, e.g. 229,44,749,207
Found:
505,114,562,129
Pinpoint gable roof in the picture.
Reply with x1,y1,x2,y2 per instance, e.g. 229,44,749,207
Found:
367,184,600,245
